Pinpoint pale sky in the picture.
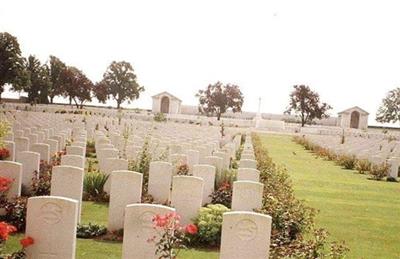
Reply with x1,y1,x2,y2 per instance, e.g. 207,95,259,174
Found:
1,0,400,126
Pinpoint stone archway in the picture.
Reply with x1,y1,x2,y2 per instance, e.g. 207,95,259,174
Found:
350,111,360,129
160,96,170,113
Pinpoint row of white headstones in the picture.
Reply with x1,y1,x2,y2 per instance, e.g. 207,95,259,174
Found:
0,110,272,259
304,133,400,179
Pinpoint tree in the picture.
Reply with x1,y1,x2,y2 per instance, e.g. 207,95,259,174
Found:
98,61,144,109
15,55,51,104
196,81,244,120
376,88,400,124
60,66,93,108
285,85,332,127
0,32,24,100
48,55,66,104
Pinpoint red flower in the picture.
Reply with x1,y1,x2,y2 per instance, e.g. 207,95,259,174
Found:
0,176,13,192
20,236,34,248
0,221,17,241
185,224,198,235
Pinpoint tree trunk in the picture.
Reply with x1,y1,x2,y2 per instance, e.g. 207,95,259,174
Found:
69,96,72,105
50,96,54,104
117,101,121,109
217,113,221,121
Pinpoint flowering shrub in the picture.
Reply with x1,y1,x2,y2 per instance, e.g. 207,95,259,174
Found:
0,176,13,207
0,148,10,160
30,161,53,196
252,133,349,258
0,233,34,258
149,212,197,258
4,197,28,231
191,204,230,247
209,182,232,208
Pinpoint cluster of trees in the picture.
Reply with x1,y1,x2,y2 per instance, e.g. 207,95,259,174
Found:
0,32,144,108
3,32,399,125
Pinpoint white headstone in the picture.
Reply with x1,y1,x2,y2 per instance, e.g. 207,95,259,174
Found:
0,161,22,199
50,165,84,222
122,204,175,259
148,161,173,203
232,181,264,211
25,196,78,259
16,151,40,190
192,164,216,205
171,176,204,224
220,211,272,259
108,170,143,231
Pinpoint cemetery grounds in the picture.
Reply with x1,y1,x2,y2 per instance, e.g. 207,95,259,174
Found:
261,133,400,259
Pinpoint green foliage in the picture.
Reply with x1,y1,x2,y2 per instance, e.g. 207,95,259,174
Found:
192,204,230,246
252,133,348,258
376,87,400,123
83,172,109,202
48,55,66,103
196,81,244,120
96,61,144,108
369,163,389,181
285,85,332,126
77,223,107,239
0,121,10,147
86,140,96,157
132,141,152,193
355,159,371,174
0,32,25,97
154,112,167,122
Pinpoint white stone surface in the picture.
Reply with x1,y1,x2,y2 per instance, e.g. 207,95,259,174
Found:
220,211,272,259
25,196,78,259
108,170,143,231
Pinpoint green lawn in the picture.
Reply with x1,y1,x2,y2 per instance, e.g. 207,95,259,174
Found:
4,201,218,259
261,134,400,259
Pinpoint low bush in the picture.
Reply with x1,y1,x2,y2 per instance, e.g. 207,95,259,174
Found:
355,159,371,174
215,169,236,189
86,140,96,156
370,163,389,181
77,223,107,239
176,163,190,176
336,155,357,170
252,133,348,258
30,161,53,196
153,112,167,122
4,197,28,231
191,204,230,247
209,182,232,208
83,172,109,202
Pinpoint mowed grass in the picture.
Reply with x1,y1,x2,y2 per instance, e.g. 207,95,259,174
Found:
4,201,219,259
261,134,400,259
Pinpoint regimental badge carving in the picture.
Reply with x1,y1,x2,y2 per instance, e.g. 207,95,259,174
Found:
235,219,257,241
40,202,62,225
